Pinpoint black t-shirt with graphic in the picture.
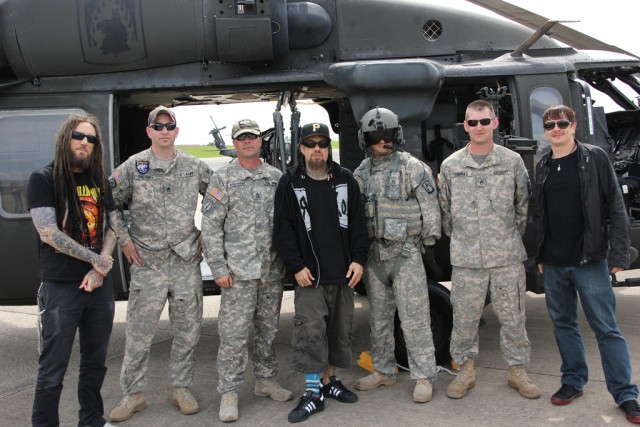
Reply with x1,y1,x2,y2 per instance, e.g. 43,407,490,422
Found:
304,177,349,285
27,163,116,281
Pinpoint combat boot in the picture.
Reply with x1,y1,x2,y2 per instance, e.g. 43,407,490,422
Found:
355,371,396,391
413,379,433,403
171,387,200,415
508,365,541,399
219,391,239,422
109,392,147,422
446,358,475,399
254,377,294,402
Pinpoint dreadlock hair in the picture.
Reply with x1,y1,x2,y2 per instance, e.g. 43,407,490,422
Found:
53,114,110,243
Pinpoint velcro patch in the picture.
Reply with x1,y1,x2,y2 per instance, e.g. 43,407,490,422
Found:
209,187,225,201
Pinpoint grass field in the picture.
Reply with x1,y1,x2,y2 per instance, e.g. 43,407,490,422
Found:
179,141,340,158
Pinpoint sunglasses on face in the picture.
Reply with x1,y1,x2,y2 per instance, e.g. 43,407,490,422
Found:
149,122,177,131
235,133,259,141
364,130,397,145
301,139,330,149
466,118,493,127
543,120,572,131
71,131,98,144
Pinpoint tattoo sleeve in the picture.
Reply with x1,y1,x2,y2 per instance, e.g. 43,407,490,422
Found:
101,211,118,256
31,207,100,265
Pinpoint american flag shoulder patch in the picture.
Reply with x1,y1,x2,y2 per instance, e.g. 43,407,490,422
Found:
209,187,225,201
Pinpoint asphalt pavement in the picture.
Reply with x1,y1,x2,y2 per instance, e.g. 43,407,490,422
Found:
0,282,639,426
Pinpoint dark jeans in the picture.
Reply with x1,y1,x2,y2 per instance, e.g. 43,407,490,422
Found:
32,277,115,427
543,260,639,405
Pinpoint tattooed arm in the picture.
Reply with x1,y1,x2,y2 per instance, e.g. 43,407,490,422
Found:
30,207,113,275
78,210,118,292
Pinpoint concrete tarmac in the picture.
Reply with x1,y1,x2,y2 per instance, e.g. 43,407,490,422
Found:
0,283,639,426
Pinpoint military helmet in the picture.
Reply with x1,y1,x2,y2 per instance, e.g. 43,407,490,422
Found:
357,107,404,150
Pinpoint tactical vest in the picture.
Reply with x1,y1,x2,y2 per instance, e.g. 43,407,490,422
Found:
360,152,422,242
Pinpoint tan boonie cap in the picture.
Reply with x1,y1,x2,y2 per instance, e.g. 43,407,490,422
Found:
148,105,177,126
232,119,261,138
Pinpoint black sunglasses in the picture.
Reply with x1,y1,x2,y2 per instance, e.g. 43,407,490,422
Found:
301,140,330,149
466,118,493,127
71,131,98,144
368,130,397,143
149,122,177,131
235,133,259,141
543,120,572,131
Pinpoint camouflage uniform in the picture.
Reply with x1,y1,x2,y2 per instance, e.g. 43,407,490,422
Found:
438,143,531,366
201,161,285,394
354,151,440,381
109,148,211,394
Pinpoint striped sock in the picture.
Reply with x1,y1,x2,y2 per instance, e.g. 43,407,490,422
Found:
305,373,321,397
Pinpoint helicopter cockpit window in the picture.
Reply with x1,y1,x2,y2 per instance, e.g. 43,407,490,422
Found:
530,86,563,155
0,109,86,218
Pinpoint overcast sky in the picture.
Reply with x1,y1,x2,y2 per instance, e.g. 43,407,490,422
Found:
175,0,637,145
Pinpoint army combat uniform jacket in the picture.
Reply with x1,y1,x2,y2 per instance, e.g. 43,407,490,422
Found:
438,143,530,269
110,148,211,261
201,160,285,281
354,151,441,261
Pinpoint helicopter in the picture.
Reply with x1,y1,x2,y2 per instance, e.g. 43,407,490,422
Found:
1,0,639,367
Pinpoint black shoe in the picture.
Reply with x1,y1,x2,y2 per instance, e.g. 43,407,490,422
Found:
321,376,359,403
288,391,325,423
550,384,583,405
621,399,640,423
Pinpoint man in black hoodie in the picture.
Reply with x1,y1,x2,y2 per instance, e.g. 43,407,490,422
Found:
274,122,369,423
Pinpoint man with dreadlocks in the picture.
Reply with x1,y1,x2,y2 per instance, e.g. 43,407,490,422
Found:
353,107,440,403
27,114,117,427
274,122,369,423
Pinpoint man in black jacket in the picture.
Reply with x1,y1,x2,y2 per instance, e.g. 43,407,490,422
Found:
534,105,639,423
274,122,369,423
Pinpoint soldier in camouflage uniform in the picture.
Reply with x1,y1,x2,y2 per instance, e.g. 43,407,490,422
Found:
353,107,441,403
201,119,292,423
438,99,540,400
109,106,211,422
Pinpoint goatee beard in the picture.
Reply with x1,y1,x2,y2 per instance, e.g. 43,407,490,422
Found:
70,155,92,172
307,159,326,172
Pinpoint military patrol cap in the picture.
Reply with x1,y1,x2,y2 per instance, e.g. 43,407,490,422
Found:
300,122,331,142
148,105,177,125
232,119,261,138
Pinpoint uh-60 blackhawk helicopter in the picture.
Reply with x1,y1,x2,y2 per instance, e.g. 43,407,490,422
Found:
1,0,639,367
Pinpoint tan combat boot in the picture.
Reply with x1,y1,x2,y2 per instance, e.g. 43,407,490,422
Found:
446,358,476,399
508,365,541,399
413,379,433,403
219,391,239,422
355,371,396,391
254,377,294,402
171,387,200,415
109,392,147,422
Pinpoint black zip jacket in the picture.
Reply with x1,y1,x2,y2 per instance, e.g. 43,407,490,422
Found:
533,141,630,269
273,161,370,284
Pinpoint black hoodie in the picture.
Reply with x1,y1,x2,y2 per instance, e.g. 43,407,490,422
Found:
273,161,370,285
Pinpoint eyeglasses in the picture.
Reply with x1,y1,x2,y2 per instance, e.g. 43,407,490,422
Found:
149,122,177,131
71,131,98,144
466,118,493,127
365,130,397,145
543,120,572,131
235,133,259,141
301,139,330,149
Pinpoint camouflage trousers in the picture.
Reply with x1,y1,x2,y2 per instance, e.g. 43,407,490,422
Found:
120,248,203,394
217,279,284,394
364,249,437,382
449,263,531,366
